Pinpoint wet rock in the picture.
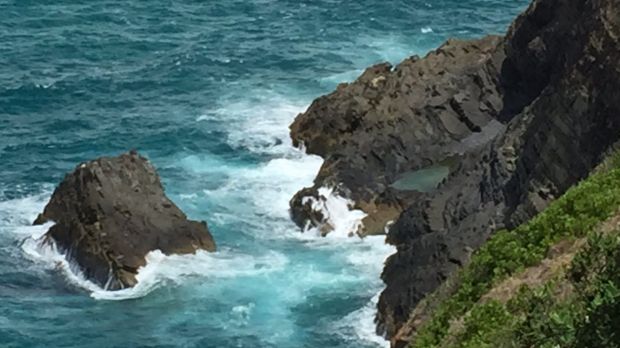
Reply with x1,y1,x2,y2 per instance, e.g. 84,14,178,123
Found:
34,151,216,290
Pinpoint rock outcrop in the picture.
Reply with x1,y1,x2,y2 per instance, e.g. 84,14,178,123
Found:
34,151,216,290
382,0,620,343
288,0,620,344
290,35,508,236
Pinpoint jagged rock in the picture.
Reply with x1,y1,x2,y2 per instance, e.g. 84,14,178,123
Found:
379,0,620,343
290,35,507,236
33,151,216,290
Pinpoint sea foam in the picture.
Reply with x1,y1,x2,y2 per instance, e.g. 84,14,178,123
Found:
301,186,368,238
20,223,289,301
212,92,392,346
2,190,289,301
3,91,393,346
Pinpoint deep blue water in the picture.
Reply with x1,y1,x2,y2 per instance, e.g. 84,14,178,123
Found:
0,1,528,347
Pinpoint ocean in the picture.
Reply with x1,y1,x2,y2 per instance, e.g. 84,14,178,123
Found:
0,1,527,347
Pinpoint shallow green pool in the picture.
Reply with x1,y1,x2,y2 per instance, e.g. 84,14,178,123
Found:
390,165,450,192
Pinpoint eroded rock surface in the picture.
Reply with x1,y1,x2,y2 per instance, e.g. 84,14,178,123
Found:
382,0,620,343
288,0,620,344
290,36,508,236
34,151,216,290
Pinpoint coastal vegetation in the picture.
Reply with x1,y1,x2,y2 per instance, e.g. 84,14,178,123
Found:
411,151,620,347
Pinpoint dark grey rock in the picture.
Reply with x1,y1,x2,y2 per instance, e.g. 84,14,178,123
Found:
383,0,620,343
34,151,216,290
290,36,507,236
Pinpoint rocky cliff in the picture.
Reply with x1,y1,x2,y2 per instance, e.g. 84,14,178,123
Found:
34,151,216,290
288,0,620,344
290,35,508,236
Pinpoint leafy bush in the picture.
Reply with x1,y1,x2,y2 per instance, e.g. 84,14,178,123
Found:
453,300,515,348
415,230,620,348
570,233,620,348
510,282,581,348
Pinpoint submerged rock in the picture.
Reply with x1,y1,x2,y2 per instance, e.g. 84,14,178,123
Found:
34,151,216,290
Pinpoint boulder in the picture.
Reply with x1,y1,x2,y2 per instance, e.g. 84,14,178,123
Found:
34,151,216,290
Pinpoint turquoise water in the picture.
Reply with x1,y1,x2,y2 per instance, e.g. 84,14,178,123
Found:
0,1,528,347
390,166,450,193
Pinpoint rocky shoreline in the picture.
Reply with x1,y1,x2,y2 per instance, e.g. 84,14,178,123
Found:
290,35,508,238
288,0,620,345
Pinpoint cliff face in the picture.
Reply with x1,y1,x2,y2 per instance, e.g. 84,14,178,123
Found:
290,36,507,236
381,0,620,341
288,0,620,343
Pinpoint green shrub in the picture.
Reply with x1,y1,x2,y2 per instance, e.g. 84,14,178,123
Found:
453,300,516,348
571,233,620,348
415,230,620,348
412,164,620,347
510,232,620,348
510,283,581,348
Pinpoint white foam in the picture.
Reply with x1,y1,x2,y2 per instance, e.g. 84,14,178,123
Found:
205,91,395,346
421,27,434,34
190,92,326,237
89,249,288,300
345,235,394,269
336,292,389,348
199,91,309,156
301,186,367,238
20,224,106,294
20,223,289,301
355,34,420,65
231,302,255,325
242,155,324,218
0,191,50,229
189,87,393,347
0,190,288,301
179,193,198,200
196,114,217,122
196,151,323,229
339,235,394,348
320,69,364,87
191,91,325,232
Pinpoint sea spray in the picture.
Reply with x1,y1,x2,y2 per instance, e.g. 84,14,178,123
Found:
19,218,290,301
20,223,106,294
301,186,368,238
